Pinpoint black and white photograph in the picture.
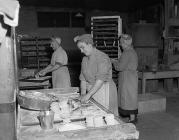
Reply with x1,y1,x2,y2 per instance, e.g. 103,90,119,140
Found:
1,0,179,140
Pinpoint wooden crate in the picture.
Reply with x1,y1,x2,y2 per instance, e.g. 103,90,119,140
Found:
138,93,166,114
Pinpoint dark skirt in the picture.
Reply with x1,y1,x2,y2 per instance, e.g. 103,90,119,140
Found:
118,107,138,117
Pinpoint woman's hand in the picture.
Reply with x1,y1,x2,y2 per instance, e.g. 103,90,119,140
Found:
80,94,91,103
39,70,46,76
35,70,46,78
111,58,118,64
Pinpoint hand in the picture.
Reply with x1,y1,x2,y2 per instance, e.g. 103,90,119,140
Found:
35,70,46,78
111,58,118,66
39,71,46,76
35,73,39,79
37,70,46,77
111,58,118,63
80,94,91,103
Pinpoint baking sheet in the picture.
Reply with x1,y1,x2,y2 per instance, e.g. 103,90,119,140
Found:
20,76,51,82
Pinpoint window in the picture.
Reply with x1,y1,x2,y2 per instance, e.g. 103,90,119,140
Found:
37,11,85,28
37,12,70,27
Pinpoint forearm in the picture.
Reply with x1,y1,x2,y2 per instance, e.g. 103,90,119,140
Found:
43,64,53,72
46,64,60,73
87,80,104,97
80,81,87,95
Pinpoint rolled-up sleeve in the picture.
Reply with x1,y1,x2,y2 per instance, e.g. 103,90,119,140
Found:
96,58,111,81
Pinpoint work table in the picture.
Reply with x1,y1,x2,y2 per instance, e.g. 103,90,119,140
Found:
17,88,139,140
138,69,179,94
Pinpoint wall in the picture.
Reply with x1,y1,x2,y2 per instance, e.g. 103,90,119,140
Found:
17,7,128,51
17,7,86,52
17,7,86,86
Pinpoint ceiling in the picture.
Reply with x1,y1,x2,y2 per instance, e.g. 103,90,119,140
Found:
19,0,163,12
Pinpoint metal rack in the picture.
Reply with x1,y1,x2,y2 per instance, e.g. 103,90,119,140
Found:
91,16,122,58
20,37,52,70
91,16,122,86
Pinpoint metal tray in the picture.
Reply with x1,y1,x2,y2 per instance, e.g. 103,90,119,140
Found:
19,76,51,83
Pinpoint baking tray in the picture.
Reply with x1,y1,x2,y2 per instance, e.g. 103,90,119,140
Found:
19,76,51,83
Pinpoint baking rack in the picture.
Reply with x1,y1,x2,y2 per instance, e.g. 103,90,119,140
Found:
91,16,122,86
19,37,52,70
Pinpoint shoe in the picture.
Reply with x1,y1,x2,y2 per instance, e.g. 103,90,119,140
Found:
128,119,138,124
128,115,138,124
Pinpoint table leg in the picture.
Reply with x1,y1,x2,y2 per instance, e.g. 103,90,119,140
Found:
142,77,146,94
164,79,173,92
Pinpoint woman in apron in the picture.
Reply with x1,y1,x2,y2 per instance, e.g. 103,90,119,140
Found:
111,34,138,123
35,37,71,88
74,34,118,116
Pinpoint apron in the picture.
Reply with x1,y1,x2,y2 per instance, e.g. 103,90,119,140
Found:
52,66,71,89
87,81,118,116
118,70,138,110
51,47,71,89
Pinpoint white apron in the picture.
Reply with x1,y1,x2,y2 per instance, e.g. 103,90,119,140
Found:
87,81,118,116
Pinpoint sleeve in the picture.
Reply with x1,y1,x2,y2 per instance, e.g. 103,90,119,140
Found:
96,56,111,81
79,58,86,81
55,50,68,65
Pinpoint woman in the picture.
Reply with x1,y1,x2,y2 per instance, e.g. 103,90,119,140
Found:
35,37,71,88
111,34,138,123
74,34,118,116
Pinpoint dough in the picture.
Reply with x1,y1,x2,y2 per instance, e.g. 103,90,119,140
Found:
58,123,86,132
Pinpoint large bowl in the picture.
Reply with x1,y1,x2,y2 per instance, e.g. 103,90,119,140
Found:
17,91,58,111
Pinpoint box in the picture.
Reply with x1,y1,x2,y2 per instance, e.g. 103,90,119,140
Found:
138,93,166,114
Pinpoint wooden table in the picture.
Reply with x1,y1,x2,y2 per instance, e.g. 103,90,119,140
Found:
138,70,179,94
17,88,139,140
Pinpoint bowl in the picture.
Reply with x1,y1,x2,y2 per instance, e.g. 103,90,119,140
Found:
17,91,58,111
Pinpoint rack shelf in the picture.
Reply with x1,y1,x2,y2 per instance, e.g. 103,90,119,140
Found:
20,37,52,70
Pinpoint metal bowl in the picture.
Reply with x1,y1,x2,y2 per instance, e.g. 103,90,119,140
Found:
17,92,58,111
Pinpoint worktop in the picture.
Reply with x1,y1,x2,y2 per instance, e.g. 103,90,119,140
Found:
138,69,179,94
17,88,139,140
